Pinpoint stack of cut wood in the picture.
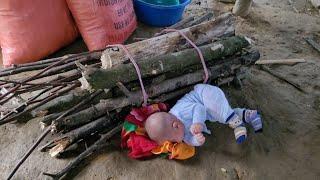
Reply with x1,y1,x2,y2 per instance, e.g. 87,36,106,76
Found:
0,13,260,180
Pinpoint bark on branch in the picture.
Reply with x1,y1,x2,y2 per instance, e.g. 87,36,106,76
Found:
85,36,250,90
39,115,114,157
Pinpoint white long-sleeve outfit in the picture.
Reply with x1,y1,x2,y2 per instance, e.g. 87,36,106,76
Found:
169,84,238,146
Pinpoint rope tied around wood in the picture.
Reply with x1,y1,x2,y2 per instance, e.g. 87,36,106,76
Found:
106,29,209,106
160,29,209,84
106,44,149,106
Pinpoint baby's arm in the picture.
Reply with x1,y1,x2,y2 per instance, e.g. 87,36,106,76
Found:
190,104,207,134
184,131,206,146
188,104,207,146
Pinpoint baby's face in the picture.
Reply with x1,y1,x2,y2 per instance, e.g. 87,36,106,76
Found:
165,114,185,143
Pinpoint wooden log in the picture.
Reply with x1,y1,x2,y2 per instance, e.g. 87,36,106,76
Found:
39,115,114,157
53,49,259,131
255,59,306,65
86,36,250,90
43,124,123,180
101,13,236,68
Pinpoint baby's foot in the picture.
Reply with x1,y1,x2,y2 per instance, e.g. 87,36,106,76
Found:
234,126,247,144
226,112,247,144
243,110,263,133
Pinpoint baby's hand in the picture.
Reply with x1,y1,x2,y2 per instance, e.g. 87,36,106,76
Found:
190,123,203,135
195,133,206,146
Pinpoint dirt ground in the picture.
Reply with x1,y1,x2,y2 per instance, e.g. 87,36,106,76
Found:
1,0,320,179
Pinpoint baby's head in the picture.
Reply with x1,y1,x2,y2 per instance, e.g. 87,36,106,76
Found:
145,112,185,145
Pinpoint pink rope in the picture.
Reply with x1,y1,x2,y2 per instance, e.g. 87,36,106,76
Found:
160,29,209,83
106,44,148,106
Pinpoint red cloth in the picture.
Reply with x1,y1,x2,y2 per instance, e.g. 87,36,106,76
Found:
125,103,168,126
121,103,169,159
121,103,195,160
127,134,158,159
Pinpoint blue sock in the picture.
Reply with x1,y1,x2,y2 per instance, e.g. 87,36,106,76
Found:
234,108,263,133
234,126,247,144
226,112,247,144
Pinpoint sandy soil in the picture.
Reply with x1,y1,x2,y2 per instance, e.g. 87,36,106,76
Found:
0,0,320,179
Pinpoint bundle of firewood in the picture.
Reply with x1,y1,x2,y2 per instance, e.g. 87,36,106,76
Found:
0,13,260,180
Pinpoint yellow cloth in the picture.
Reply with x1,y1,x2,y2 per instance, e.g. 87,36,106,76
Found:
151,141,195,160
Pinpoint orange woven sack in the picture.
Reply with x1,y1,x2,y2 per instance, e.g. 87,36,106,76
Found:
66,0,137,51
0,0,78,67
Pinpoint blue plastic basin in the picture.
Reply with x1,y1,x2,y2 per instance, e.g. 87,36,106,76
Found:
133,0,191,27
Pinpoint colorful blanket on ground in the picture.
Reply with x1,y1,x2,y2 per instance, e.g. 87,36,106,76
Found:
121,103,195,160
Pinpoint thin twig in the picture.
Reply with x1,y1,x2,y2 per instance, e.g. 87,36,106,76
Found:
0,84,79,126
259,65,306,93
6,128,51,180
0,69,81,104
0,93,16,106
0,54,79,73
305,36,320,54
0,56,71,103
16,81,77,96
0,79,74,87
6,89,104,180
0,51,102,77
0,87,53,121
255,58,306,65
43,124,122,180
28,86,67,105
33,57,98,79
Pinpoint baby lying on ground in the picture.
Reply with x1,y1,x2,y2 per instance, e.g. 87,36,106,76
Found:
145,84,262,146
